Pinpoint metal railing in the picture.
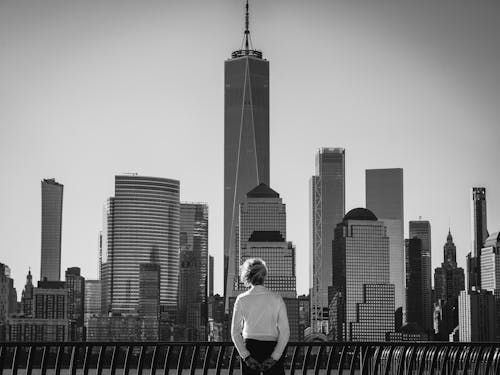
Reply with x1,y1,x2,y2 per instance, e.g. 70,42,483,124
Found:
1,342,500,375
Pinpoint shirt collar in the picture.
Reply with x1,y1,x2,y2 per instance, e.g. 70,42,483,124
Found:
249,285,267,293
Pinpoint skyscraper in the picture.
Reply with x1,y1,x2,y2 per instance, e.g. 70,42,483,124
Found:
467,187,488,290
332,208,394,341
433,231,465,340
178,203,209,340
231,183,299,340
65,267,85,341
365,168,404,316
458,289,495,342
310,148,345,334
479,232,500,340
41,178,63,281
405,238,424,331
224,1,270,303
409,220,433,333
471,187,488,256
101,175,180,314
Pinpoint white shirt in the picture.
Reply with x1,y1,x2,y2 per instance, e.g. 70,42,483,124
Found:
231,285,290,361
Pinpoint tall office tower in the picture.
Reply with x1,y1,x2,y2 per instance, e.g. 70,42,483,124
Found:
409,221,433,333
178,203,209,340
310,148,345,334
365,168,404,316
237,184,286,279
229,183,299,340
100,175,180,314
433,231,465,340
458,289,495,342
65,267,85,341
332,208,394,341
405,238,424,330
479,232,500,340
84,280,101,326
209,255,214,297
467,187,488,291
40,178,64,281
224,1,270,304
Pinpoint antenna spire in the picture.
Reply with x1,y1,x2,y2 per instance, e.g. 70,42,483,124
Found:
244,0,250,51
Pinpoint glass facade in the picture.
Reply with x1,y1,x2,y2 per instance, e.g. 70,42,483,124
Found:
365,168,404,313
101,175,180,314
178,203,208,340
479,232,500,340
65,267,85,341
40,179,63,281
224,50,270,304
84,279,101,326
409,220,433,332
332,209,394,341
310,148,345,333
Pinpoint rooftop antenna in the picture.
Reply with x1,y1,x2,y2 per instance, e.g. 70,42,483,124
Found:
241,0,254,52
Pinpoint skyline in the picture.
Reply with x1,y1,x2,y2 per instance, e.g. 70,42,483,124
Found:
1,0,500,296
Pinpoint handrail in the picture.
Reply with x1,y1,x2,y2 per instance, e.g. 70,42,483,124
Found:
0,342,499,375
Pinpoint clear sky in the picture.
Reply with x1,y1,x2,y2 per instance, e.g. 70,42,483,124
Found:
1,0,499,296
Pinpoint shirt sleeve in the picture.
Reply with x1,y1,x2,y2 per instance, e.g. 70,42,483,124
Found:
271,297,290,361
231,297,250,359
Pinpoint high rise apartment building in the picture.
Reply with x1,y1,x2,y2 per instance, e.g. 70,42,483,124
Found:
332,208,394,341
310,148,345,334
467,187,489,290
101,175,180,314
409,220,433,333
365,168,404,316
40,178,64,281
224,2,270,304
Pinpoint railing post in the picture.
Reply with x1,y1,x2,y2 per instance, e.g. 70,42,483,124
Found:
302,345,312,375
10,345,19,375
348,345,359,375
215,346,225,375
26,345,35,375
313,345,324,375
290,345,300,375
82,345,92,375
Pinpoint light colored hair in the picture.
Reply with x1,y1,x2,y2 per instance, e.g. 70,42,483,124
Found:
240,258,268,287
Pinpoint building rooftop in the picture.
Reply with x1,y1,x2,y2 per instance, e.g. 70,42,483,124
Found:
247,183,280,198
483,232,500,248
343,208,378,222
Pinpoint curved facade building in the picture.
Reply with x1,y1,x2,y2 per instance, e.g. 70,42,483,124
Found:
101,175,180,314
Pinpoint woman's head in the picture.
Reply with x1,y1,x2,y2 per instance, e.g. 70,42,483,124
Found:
240,258,268,287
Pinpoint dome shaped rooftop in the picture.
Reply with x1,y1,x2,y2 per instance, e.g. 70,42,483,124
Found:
343,208,378,221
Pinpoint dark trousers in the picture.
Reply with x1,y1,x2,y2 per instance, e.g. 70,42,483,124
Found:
241,339,285,375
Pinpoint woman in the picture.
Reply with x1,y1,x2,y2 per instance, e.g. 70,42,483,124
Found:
231,258,290,375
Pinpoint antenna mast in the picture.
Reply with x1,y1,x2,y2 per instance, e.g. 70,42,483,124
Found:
244,0,250,52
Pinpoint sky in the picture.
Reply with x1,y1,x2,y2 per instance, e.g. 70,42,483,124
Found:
1,0,499,297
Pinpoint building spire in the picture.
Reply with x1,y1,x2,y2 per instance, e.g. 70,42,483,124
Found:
244,0,250,51
231,0,262,59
